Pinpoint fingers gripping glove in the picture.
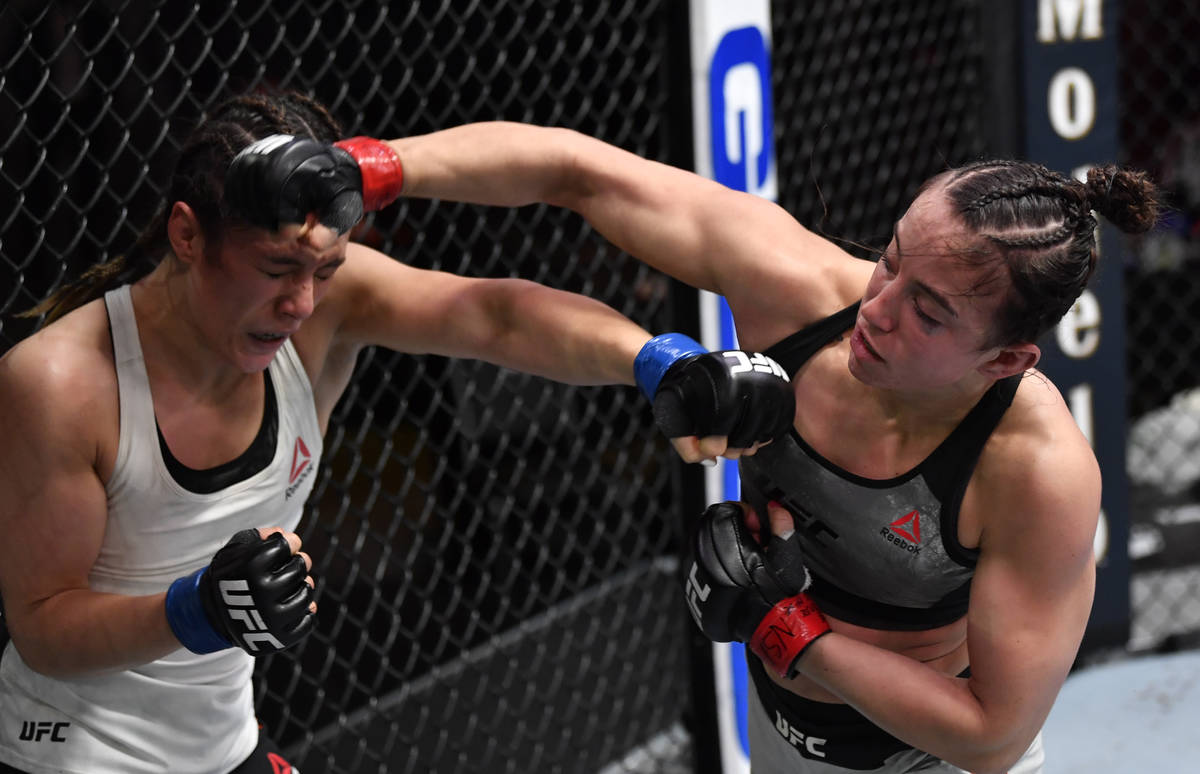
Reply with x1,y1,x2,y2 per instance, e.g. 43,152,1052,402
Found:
634,333,796,448
224,134,403,235
684,502,830,678
165,530,315,655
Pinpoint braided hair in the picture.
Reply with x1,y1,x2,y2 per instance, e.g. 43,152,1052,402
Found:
28,91,343,324
924,159,1159,346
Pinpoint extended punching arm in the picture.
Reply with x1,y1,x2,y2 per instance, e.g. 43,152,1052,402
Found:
684,501,829,678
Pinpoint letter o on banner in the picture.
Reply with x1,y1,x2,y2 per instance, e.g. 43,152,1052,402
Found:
1047,66,1096,140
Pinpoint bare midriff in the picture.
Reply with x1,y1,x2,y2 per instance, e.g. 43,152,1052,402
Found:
767,614,970,702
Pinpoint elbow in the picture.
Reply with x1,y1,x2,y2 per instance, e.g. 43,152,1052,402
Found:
5,619,105,680
947,736,1037,774
968,757,1025,774
542,127,600,209
7,632,70,679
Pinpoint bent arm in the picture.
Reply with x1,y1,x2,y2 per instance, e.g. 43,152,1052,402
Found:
0,343,180,678
789,434,1099,773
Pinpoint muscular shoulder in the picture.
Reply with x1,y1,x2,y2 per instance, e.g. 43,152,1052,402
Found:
0,300,118,462
972,371,1100,561
728,242,874,352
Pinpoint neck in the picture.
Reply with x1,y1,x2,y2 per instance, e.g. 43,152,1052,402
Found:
131,258,254,401
861,374,998,440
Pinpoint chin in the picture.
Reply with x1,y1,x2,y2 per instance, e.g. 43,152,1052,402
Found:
846,352,877,385
232,349,276,374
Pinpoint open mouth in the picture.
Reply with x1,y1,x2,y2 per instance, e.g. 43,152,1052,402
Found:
851,327,883,362
249,332,288,344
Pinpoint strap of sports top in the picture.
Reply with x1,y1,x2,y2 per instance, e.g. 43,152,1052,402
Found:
919,373,1022,566
763,302,861,377
922,373,1021,482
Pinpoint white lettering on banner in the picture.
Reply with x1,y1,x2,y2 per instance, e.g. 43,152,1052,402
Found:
723,61,765,194
1094,507,1109,562
1067,381,1109,562
1056,290,1102,358
1037,0,1103,43
1068,382,1095,447
1048,67,1095,140
707,22,776,200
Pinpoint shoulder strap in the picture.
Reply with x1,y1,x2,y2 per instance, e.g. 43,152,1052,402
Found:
921,374,1021,563
103,285,158,489
763,302,860,376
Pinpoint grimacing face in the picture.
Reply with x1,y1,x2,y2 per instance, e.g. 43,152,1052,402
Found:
187,219,350,373
848,186,1020,394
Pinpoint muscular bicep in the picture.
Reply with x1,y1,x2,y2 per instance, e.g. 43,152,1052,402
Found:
0,348,110,643
964,449,1099,750
556,132,856,322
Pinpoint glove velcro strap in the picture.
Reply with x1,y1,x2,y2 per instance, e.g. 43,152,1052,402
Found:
634,333,706,399
165,567,232,655
749,593,831,679
333,137,404,211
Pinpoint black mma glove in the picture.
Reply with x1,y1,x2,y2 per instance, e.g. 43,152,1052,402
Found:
224,134,404,234
165,529,315,655
634,333,795,448
684,501,830,678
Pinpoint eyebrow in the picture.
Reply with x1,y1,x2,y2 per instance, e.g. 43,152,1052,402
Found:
894,223,959,320
265,255,346,271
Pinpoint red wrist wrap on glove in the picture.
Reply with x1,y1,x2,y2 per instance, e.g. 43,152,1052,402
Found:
333,137,404,211
750,593,831,679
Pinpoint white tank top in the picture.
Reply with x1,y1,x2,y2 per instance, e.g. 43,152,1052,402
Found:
0,285,323,774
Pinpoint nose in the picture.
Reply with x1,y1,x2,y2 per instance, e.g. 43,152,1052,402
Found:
860,281,897,333
278,276,315,321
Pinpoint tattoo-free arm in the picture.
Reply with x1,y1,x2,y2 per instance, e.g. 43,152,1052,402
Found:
0,339,181,677
785,425,1099,773
390,123,851,322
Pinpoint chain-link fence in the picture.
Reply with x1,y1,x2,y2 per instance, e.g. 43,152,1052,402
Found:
3,1,1199,773
1120,0,1200,654
1,2,693,772
771,2,989,259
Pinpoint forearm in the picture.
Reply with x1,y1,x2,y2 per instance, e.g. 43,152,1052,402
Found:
11,589,180,678
795,635,1024,774
391,123,578,208
472,280,646,385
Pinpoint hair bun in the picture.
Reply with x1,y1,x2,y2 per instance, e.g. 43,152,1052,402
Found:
1084,165,1161,234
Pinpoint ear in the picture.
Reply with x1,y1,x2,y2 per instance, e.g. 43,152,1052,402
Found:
166,202,204,266
978,342,1040,380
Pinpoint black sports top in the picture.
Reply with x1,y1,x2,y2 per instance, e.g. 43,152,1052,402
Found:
739,302,1020,630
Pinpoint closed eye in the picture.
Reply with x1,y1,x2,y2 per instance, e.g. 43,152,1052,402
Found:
913,299,941,326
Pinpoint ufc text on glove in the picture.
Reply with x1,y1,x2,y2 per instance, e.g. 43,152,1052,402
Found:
634,332,795,448
165,530,315,655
